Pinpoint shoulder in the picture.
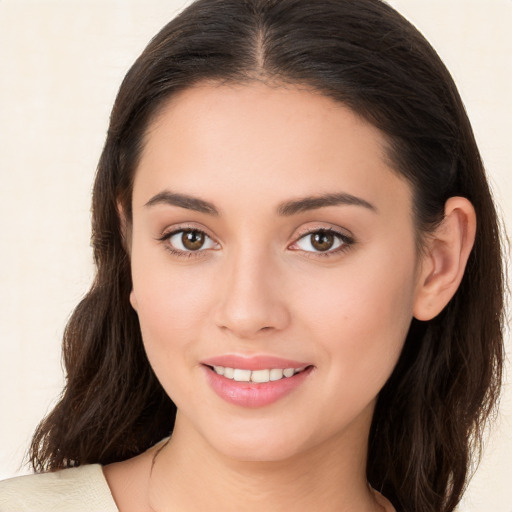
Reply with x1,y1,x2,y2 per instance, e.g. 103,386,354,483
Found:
0,465,118,512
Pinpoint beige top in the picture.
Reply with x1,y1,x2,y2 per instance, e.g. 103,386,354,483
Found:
0,464,118,512
0,463,396,512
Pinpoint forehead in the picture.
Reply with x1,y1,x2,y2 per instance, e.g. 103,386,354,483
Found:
134,81,412,218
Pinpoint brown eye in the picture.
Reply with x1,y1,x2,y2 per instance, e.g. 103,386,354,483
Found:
294,229,350,254
311,231,335,251
167,229,218,253
182,230,205,250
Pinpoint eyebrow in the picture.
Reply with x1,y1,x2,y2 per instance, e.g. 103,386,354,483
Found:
145,191,219,216
144,190,376,216
277,192,377,216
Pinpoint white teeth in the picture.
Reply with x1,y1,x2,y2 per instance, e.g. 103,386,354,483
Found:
269,368,284,381
251,369,270,383
211,365,307,382
213,365,225,376
233,369,251,382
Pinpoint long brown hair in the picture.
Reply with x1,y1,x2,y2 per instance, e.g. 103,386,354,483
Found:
30,1,505,511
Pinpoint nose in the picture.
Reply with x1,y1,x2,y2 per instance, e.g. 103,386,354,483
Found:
213,249,290,339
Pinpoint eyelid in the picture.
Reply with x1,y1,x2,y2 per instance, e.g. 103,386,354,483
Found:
289,225,355,256
158,222,216,241
158,223,220,257
293,223,354,240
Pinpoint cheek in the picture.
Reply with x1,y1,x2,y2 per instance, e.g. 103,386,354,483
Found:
131,267,218,408
130,228,215,328
133,269,215,347
298,246,417,389
129,241,219,392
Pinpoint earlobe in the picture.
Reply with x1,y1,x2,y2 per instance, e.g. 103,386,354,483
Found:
130,290,138,312
413,197,476,321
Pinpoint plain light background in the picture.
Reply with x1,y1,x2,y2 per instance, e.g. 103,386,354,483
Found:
0,1,510,510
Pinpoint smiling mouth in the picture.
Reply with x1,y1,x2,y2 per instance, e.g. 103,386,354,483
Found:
203,362,314,407
206,365,311,383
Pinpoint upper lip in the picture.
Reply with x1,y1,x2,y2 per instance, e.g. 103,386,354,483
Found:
201,355,312,371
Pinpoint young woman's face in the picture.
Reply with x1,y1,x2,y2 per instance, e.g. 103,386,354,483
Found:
129,82,424,462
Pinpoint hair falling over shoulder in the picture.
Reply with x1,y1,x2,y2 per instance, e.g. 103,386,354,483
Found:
29,1,505,511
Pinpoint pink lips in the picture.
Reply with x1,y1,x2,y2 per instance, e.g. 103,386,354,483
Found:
201,355,313,408
202,355,310,370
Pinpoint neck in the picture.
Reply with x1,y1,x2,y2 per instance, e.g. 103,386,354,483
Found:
148,410,385,512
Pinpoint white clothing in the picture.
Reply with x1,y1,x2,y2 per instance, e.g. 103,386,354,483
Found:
0,464,118,512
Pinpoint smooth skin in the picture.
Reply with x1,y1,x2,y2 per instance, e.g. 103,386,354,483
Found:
104,82,476,512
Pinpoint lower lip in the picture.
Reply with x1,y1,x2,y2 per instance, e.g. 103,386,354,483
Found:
203,366,313,408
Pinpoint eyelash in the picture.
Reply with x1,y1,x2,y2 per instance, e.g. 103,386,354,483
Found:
158,227,355,259
291,227,355,258
157,227,217,259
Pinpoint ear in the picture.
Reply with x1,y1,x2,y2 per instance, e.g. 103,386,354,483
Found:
129,289,138,312
413,197,476,321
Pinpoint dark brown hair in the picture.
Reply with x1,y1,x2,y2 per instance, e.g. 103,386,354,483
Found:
30,1,505,511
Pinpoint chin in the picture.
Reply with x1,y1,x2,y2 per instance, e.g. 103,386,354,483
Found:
217,436,308,463
199,416,321,464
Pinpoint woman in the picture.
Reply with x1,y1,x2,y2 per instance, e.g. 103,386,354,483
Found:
0,0,505,511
